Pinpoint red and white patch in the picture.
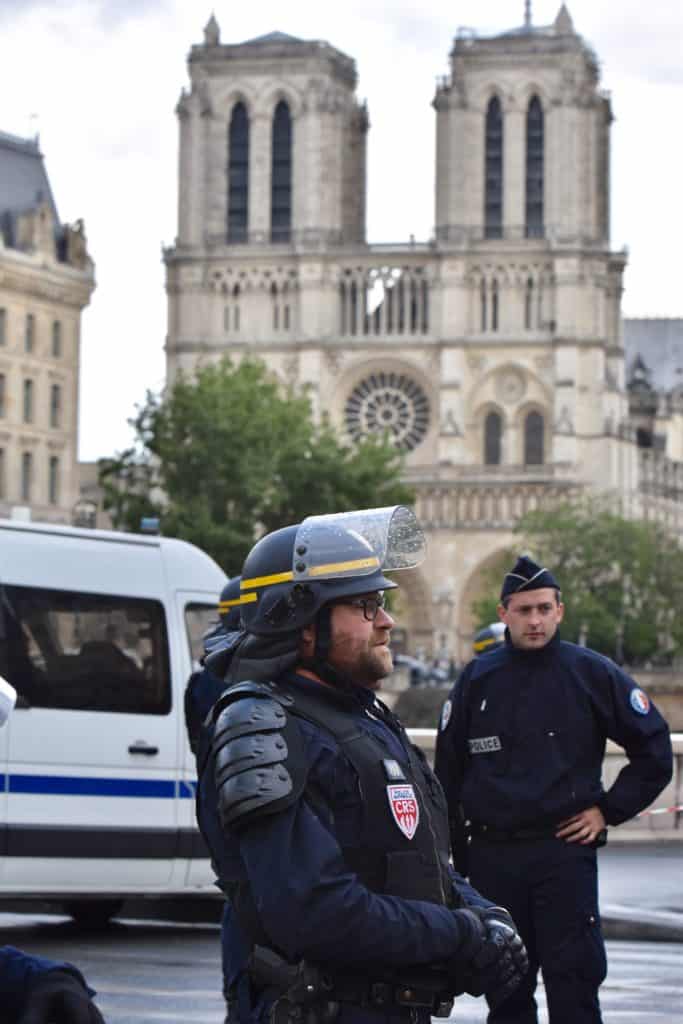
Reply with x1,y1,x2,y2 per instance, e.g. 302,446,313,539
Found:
387,784,420,840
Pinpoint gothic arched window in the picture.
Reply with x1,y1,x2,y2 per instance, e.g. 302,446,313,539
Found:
526,96,544,238
271,100,292,242
480,279,487,330
491,278,500,331
524,411,544,464
485,96,503,239
525,277,534,329
227,102,249,243
484,411,502,465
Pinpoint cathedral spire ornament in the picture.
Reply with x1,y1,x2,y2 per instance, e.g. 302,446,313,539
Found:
524,1,532,27
204,12,220,46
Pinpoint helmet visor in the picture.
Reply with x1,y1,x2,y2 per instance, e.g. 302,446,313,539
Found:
292,505,426,582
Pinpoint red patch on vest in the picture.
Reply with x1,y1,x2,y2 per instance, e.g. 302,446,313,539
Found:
387,783,420,840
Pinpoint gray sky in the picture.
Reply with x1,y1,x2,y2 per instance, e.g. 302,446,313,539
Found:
2,0,682,460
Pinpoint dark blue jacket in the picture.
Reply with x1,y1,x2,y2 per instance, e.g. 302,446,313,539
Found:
0,946,90,1022
435,631,673,842
197,672,492,1022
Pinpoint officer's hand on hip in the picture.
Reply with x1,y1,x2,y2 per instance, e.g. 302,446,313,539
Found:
18,970,105,1024
451,906,528,1006
556,805,606,845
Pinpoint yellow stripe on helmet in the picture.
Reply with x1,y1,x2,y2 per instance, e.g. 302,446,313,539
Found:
240,570,294,590
218,594,254,610
474,636,497,652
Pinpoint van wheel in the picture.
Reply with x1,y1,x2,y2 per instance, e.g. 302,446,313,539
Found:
64,899,124,927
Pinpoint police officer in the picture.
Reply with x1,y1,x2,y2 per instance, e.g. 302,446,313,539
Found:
197,507,528,1024
0,679,105,1024
184,576,248,1023
473,623,505,657
434,555,674,1024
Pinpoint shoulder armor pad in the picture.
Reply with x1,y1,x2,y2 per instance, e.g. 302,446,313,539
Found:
210,682,305,830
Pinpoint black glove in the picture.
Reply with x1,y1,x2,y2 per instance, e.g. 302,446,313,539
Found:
451,906,528,1007
18,970,105,1024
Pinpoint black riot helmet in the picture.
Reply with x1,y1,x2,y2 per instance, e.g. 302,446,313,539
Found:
239,506,426,638
473,622,506,656
218,576,245,632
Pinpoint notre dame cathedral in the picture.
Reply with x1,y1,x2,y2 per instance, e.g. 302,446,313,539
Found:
163,5,683,660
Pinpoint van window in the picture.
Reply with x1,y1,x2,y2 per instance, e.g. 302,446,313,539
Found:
185,603,219,668
1,585,171,714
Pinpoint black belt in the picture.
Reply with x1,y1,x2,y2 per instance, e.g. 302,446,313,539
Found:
471,822,558,841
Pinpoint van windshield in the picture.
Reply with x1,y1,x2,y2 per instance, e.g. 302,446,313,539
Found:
0,585,171,714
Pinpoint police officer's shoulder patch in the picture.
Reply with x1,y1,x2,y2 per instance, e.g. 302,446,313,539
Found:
630,688,651,715
440,699,453,731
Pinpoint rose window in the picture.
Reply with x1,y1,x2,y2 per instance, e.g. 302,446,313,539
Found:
345,372,430,451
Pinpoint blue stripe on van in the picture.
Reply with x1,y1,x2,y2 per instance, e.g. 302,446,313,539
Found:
7,774,200,798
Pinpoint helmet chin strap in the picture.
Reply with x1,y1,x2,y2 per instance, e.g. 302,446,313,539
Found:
300,604,359,694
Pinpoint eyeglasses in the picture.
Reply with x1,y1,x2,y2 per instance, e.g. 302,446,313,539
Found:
335,594,387,622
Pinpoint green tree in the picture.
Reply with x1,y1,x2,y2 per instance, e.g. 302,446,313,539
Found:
98,357,414,573
471,498,683,665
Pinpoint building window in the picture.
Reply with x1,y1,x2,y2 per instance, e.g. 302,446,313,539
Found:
524,411,544,464
0,374,5,418
485,96,503,239
23,379,34,423
50,384,61,428
525,277,534,329
25,313,35,353
480,280,487,330
345,371,430,452
48,455,59,505
271,100,292,243
484,411,502,465
21,452,32,501
0,448,5,499
491,279,499,331
0,308,6,345
52,320,62,357
526,95,544,238
227,101,249,243
271,282,279,330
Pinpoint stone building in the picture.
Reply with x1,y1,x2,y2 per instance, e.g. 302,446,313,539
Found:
164,7,682,659
0,131,95,524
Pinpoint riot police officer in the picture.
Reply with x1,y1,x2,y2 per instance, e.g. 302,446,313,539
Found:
435,555,673,1024
473,623,505,657
197,507,528,1024
0,679,105,1024
184,576,247,1022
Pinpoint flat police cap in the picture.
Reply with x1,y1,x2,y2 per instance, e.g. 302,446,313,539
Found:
500,555,560,601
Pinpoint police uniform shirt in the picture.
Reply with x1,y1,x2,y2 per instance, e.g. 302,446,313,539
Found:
434,630,673,836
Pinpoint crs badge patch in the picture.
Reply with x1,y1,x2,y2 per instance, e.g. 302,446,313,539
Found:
440,699,453,731
630,688,651,715
387,784,420,840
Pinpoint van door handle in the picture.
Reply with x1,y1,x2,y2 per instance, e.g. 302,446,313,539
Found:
128,742,159,756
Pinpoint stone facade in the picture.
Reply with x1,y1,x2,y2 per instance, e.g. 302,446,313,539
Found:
164,9,682,660
0,131,95,525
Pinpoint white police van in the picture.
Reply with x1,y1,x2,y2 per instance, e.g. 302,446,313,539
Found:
0,519,227,922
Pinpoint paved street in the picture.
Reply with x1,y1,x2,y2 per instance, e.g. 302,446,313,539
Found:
1,910,681,1023
0,842,681,1022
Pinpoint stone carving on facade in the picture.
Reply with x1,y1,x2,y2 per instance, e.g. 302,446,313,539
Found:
283,354,300,386
496,370,526,405
467,354,487,374
440,409,463,437
324,349,345,374
555,406,575,435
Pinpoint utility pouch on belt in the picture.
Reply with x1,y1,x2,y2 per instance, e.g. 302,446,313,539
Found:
248,945,454,1021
